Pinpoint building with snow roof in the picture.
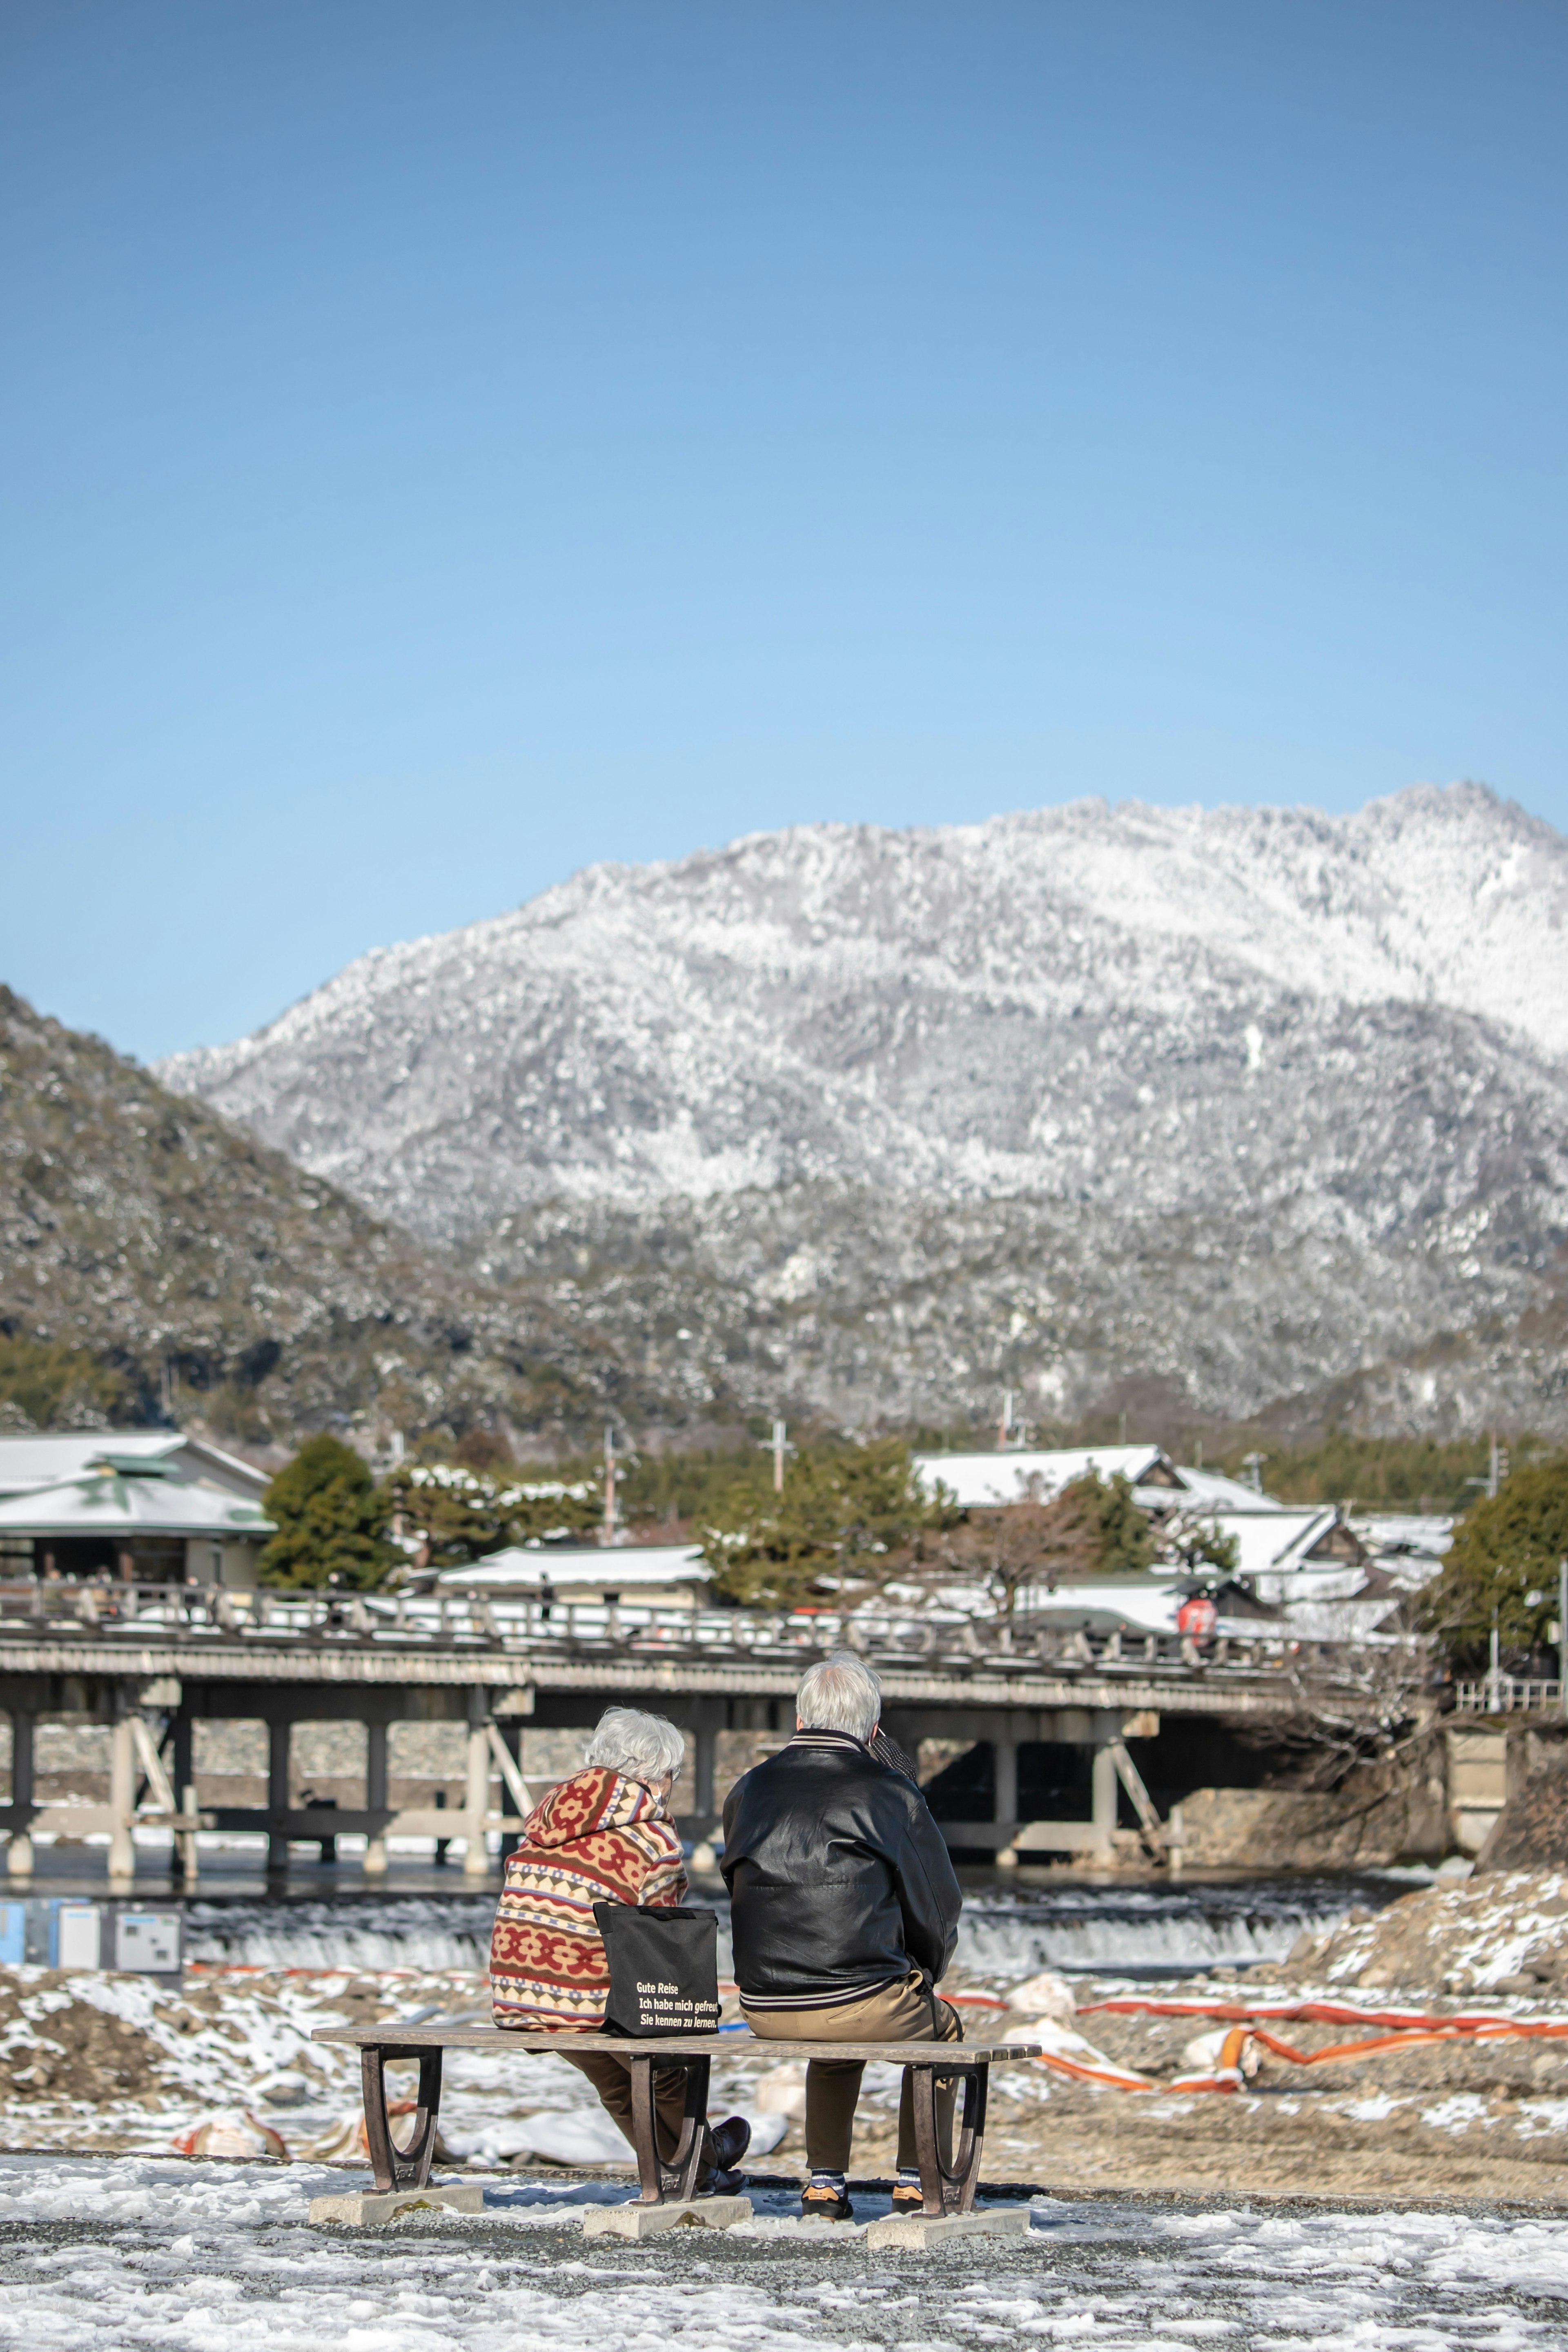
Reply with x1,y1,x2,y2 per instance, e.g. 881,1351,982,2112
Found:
0,1429,270,1505
433,1542,713,1611
912,1443,1288,1518
0,1452,273,1586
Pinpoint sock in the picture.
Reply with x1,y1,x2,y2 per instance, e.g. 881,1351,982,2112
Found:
895,2168,921,2187
807,2168,846,2188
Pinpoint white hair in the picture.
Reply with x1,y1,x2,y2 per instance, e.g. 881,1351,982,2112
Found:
796,1651,882,1743
584,1706,686,1786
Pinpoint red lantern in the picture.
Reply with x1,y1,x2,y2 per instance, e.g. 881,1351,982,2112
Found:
1176,1594,1217,1638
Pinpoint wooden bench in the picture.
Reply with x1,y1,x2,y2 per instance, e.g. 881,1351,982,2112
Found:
312,2023,1043,2218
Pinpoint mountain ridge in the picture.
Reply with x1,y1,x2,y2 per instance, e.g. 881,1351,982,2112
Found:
155,782,1568,1437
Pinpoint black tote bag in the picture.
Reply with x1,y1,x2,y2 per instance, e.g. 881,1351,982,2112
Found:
592,1901,721,2036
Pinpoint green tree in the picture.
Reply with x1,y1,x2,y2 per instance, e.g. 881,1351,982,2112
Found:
385,1456,600,1566
701,1438,953,1609
259,1434,400,1590
1160,1510,1241,1578
1421,1458,1568,1667
1093,1472,1157,1573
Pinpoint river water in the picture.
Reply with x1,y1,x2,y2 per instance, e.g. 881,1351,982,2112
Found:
181,1870,1417,1978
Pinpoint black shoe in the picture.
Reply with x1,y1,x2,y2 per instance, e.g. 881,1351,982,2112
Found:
710,2116,752,2172
670,2163,748,2198
800,2179,854,2222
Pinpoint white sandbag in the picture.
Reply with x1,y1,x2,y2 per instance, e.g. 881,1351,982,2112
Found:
171,2109,288,2160
1181,2027,1260,2078
1004,2015,1113,2065
1003,1971,1078,2024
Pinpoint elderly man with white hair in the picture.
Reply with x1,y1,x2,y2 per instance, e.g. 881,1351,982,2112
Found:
721,1651,963,2221
491,1704,750,2194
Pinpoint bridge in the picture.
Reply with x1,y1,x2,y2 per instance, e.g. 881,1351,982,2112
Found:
0,1580,1388,1885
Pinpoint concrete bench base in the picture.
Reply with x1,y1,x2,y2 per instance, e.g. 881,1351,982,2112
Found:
584,2195,753,2239
309,2182,485,2226
865,2206,1031,2252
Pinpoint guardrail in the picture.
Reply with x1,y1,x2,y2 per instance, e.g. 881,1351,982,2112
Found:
0,1576,1394,1686
1452,1677,1566,1715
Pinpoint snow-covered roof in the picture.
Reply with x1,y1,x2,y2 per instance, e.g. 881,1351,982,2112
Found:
1353,1513,1453,1559
913,1445,1292,1516
1212,1506,1359,1585
0,1464,273,1539
0,1430,271,1502
1014,1575,1182,1635
914,1444,1181,1509
435,1543,712,1591
1167,1466,1286,1512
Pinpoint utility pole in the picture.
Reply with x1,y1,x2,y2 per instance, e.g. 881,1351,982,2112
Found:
756,1421,793,1492
1242,1452,1266,1495
997,1391,1013,1450
601,1427,617,1548
1489,1432,1500,1499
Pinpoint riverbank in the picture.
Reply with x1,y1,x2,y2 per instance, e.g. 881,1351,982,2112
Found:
2,1873,1566,2203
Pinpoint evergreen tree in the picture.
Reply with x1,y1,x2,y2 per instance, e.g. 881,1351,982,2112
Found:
385,1455,600,1566
1092,1472,1158,1573
259,1434,400,1590
701,1438,951,1609
1421,1458,1568,1666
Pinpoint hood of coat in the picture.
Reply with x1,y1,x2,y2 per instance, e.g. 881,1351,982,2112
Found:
524,1764,669,1849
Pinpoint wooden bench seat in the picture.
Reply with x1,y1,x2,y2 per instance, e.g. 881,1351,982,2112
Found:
312,2022,1043,2218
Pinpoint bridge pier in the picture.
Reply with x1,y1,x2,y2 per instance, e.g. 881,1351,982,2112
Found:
267,1717,290,1879
364,1719,389,1877
463,1688,491,1878
6,1711,33,1881
107,1704,136,1886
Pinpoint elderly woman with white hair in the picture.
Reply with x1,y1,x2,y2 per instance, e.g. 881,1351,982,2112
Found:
721,1651,963,2221
490,1705,750,2193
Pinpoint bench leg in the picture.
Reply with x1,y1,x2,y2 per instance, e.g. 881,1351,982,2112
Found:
910,2062,987,2217
629,2053,711,2205
361,2045,444,2195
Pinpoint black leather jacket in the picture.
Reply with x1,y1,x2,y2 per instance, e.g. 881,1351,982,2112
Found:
720,1730,962,2008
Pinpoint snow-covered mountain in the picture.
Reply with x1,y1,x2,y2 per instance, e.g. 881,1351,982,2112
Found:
159,784,1568,1433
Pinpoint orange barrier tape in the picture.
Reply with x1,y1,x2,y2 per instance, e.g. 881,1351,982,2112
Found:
1064,1997,1568,2094
1081,1995,1568,2034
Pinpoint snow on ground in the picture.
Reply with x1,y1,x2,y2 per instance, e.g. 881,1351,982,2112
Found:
0,2156,1564,2350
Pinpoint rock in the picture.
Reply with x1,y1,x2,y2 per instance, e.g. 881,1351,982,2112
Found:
1476,1753,1568,1874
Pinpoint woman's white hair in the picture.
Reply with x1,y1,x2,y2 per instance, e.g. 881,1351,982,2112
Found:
796,1651,882,1744
584,1706,686,1786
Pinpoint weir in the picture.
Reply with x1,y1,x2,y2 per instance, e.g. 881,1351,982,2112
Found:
0,1581,1388,1884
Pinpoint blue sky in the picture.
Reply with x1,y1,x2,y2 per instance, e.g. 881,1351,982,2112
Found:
3,1,1565,1062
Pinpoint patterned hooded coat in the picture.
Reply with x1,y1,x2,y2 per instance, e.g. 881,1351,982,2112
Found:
490,1765,687,2028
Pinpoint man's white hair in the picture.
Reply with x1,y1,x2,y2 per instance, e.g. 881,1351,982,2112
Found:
584,1706,686,1785
796,1651,882,1743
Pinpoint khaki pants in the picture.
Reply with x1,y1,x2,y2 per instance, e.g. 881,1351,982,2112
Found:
744,1969,963,2173
559,2049,716,2175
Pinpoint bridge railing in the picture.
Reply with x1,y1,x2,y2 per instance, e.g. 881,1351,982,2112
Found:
0,1575,1396,1683
1452,1676,1566,1715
